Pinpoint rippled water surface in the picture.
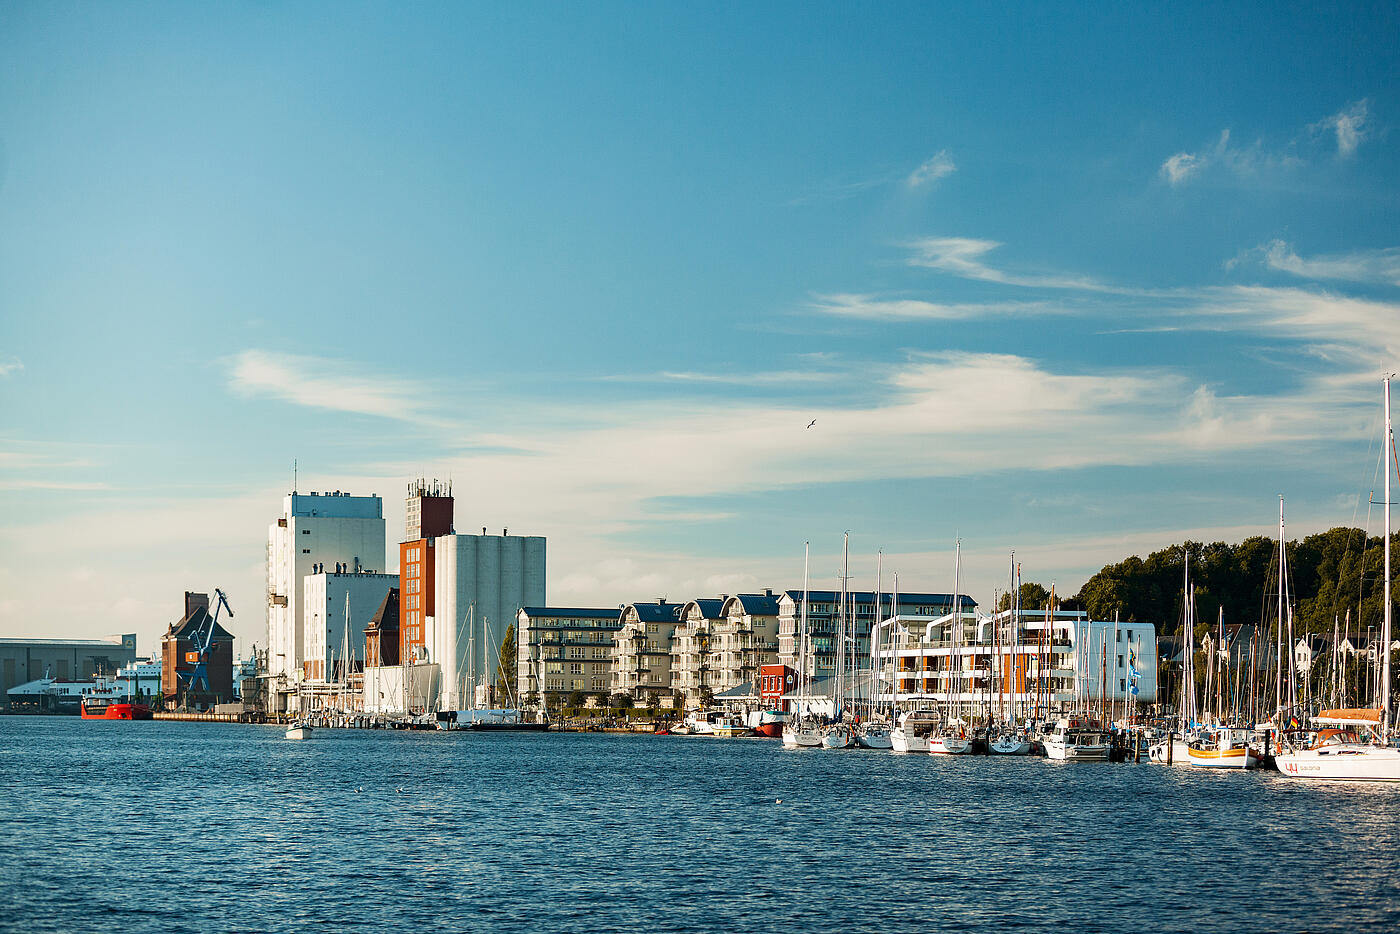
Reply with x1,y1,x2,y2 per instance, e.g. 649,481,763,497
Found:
3,717,1399,933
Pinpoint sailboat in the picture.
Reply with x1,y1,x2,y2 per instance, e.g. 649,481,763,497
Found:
783,543,824,749
1148,555,1197,764
929,539,971,755
1276,377,1400,781
820,534,856,750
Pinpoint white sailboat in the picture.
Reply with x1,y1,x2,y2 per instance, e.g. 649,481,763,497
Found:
929,540,971,756
1276,376,1400,781
783,543,824,749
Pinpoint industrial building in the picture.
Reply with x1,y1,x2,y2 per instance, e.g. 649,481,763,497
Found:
266,489,385,712
0,633,137,710
161,592,236,709
303,568,398,681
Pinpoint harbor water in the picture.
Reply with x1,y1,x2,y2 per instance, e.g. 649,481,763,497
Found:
2,716,1399,933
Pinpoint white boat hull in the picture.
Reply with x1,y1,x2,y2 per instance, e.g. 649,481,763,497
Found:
782,725,823,748
929,735,971,755
890,728,929,754
989,737,1031,755
821,726,853,749
1044,739,1109,761
284,724,312,740
856,728,893,749
1147,739,1192,765
1275,744,1400,781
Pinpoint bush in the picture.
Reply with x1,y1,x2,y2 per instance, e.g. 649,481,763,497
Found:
566,690,586,709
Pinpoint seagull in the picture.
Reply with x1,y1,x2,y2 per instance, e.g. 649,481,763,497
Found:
806,419,816,429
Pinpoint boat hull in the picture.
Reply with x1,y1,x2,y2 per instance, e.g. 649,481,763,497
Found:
1274,745,1400,781
284,724,312,740
856,729,892,749
754,723,783,738
80,702,153,721
891,729,929,754
989,738,1031,755
782,726,823,748
929,736,972,755
1186,747,1258,768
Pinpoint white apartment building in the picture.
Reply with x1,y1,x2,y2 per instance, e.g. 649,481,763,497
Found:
516,606,622,705
266,491,385,710
303,569,398,682
611,600,684,699
778,590,972,680
671,591,782,700
874,608,1157,719
429,532,545,710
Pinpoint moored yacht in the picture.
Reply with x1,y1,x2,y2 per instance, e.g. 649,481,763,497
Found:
782,717,824,748
891,709,940,754
1186,726,1259,769
1043,718,1110,761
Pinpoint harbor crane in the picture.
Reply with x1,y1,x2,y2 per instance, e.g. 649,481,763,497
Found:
181,588,233,694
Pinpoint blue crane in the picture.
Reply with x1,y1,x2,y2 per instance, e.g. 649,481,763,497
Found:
181,588,233,694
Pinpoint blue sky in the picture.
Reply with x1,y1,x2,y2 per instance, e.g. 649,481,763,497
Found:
2,3,1399,652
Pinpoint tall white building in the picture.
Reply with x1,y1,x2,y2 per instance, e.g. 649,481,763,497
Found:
429,532,545,710
266,491,385,708
303,569,399,681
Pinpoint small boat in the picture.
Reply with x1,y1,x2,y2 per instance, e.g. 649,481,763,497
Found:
711,714,753,738
782,718,823,748
750,709,788,738
284,720,313,740
988,733,1032,755
929,732,972,755
1043,718,1110,761
856,723,893,749
821,722,854,749
1186,727,1259,769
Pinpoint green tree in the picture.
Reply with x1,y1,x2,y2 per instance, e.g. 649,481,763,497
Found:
494,624,517,703
566,689,585,710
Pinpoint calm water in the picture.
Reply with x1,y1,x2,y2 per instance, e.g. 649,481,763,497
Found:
2,717,1398,933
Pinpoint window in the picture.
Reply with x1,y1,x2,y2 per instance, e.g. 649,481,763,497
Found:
302,549,311,554
302,529,311,535
568,646,584,658
570,663,583,675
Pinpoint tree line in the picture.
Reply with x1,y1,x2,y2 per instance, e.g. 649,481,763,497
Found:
1002,528,1400,642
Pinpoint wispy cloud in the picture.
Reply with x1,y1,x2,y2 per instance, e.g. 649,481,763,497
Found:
603,369,841,387
1160,151,1204,186
906,237,1112,291
0,356,22,378
810,292,1051,320
227,350,445,425
1231,239,1400,287
905,151,956,188
1311,99,1370,157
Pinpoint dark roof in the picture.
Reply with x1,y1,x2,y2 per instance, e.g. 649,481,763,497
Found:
686,598,726,620
166,606,234,644
626,602,686,623
365,589,400,633
782,590,977,609
520,607,621,620
729,592,782,616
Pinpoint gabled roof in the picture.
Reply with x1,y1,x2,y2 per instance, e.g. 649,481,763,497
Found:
365,589,400,633
166,606,234,644
625,601,686,624
684,598,726,620
728,592,781,616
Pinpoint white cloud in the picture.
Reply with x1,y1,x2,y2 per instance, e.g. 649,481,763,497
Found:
1160,151,1203,186
906,237,1113,291
809,293,1051,320
227,349,445,426
1238,239,1400,287
906,151,956,188
0,356,22,378
1312,99,1370,157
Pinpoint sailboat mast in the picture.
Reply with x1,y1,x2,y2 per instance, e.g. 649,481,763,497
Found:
801,542,810,702
1276,497,1286,718
1384,376,1393,740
